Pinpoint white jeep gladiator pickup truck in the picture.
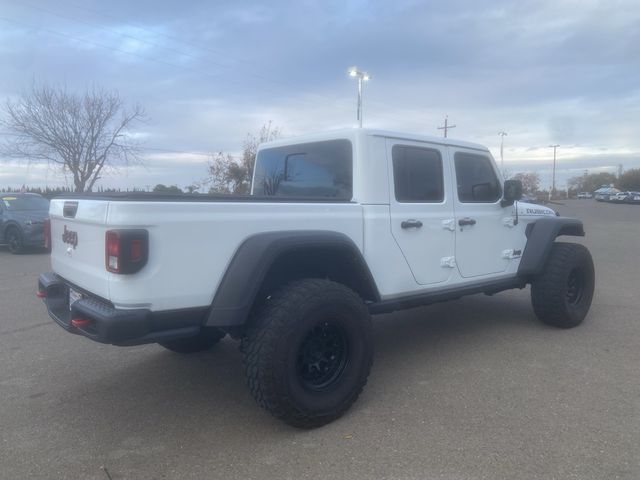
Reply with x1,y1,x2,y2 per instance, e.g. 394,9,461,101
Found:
38,128,595,428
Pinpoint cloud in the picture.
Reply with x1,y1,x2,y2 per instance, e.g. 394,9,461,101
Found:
0,0,638,191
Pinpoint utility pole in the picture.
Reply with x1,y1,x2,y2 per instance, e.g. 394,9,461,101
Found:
438,115,456,138
348,67,371,128
498,131,507,176
549,144,560,201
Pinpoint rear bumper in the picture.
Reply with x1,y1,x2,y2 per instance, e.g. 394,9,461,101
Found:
38,272,207,346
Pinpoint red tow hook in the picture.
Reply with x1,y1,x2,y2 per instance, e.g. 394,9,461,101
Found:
36,290,46,299
71,318,92,329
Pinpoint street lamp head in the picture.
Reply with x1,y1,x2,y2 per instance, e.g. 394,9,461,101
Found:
362,73,371,81
348,67,358,77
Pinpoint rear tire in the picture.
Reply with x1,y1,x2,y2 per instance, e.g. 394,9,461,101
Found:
159,328,226,353
6,227,24,254
242,279,373,429
531,242,594,328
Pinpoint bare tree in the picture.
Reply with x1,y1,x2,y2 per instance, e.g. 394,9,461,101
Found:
205,122,281,194
1,84,145,192
618,168,640,191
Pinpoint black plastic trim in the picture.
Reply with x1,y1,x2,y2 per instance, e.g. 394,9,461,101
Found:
38,273,206,346
106,229,149,274
52,193,354,203
206,231,380,327
368,277,527,315
518,217,585,276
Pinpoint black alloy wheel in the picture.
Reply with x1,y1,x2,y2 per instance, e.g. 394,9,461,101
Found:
565,268,585,306
296,320,349,392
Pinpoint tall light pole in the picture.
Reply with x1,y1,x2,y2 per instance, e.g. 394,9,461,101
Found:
498,131,507,177
549,144,560,200
348,66,371,128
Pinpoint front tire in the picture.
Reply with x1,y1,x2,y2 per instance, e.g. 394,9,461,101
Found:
531,242,595,328
242,279,373,429
159,328,226,353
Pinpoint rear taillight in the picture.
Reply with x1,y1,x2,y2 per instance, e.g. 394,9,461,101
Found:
43,218,51,250
105,229,148,274
106,231,120,272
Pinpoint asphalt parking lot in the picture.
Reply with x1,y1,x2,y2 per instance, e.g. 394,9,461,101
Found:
1,200,638,480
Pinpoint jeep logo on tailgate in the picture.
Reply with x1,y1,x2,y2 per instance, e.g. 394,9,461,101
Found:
62,225,78,249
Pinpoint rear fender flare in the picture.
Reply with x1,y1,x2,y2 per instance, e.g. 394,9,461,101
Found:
205,231,380,327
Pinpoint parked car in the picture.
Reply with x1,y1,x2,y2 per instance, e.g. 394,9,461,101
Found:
624,191,640,204
576,192,593,199
519,194,540,204
594,187,620,201
0,193,50,253
609,192,630,203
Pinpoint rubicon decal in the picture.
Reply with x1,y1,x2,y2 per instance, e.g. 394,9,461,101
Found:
526,208,554,216
62,225,78,249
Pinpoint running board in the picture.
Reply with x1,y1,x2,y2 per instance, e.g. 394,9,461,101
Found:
368,277,527,315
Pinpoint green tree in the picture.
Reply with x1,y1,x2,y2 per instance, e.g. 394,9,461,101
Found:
153,184,182,193
617,169,640,191
205,122,281,194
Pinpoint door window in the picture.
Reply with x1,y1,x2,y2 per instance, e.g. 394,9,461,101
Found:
392,145,444,203
454,152,501,203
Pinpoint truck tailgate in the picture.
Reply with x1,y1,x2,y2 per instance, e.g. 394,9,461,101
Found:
49,199,110,300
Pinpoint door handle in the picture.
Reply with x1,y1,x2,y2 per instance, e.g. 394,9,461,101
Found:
458,217,477,226
401,219,423,229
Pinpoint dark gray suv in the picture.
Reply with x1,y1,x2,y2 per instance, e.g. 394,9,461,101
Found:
0,193,50,254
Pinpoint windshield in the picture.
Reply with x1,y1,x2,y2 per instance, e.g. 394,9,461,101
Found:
1,195,49,211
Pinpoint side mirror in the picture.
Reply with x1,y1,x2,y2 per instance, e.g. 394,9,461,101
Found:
501,179,523,207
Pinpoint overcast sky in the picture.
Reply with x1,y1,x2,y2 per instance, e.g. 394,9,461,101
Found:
1,0,639,190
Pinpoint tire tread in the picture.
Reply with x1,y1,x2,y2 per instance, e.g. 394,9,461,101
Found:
242,279,372,428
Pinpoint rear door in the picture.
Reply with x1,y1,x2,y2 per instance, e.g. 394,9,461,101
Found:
49,199,111,299
387,139,456,285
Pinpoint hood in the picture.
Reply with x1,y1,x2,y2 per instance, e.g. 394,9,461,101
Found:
515,202,556,217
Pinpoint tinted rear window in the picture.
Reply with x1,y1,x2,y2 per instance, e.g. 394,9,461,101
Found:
392,145,444,203
1,195,49,211
253,139,353,199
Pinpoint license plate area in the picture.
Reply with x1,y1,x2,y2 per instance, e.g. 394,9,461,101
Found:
69,288,83,310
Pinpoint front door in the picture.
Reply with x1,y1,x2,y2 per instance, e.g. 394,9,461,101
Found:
450,148,514,278
387,139,455,285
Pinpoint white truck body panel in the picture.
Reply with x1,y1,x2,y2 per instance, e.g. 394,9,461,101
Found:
47,128,556,313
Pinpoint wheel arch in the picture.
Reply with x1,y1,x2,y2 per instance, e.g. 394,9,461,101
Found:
2,221,23,244
3,220,22,235
518,217,585,276
205,231,380,328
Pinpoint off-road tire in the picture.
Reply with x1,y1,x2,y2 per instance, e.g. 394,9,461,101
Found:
6,227,24,254
242,279,373,429
159,328,226,353
531,242,594,328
